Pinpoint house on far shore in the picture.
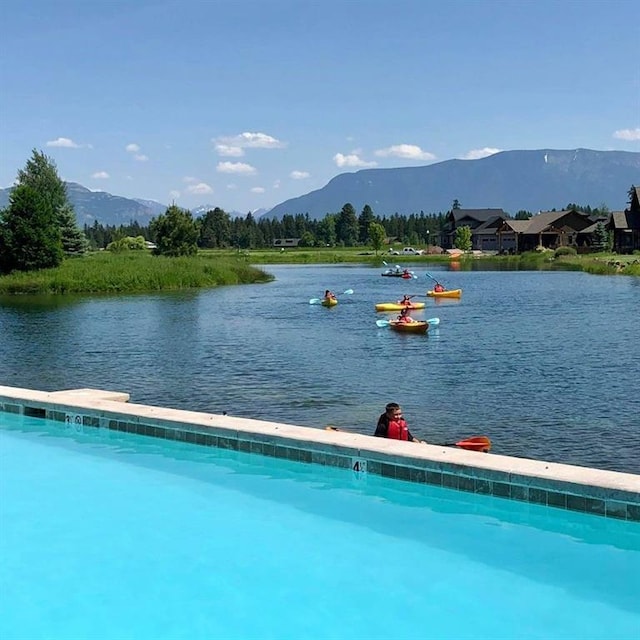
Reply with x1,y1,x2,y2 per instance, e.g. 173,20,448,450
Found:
441,208,507,250
608,186,640,254
497,209,597,253
273,238,301,248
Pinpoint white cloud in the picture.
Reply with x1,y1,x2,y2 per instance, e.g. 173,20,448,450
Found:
273,179,281,189
215,144,244,157
186,182,213,195
46,137,81,148
461,147,502,160
227,183,238,190
183,176,198,184
333,153,377,168
91,171,109,179
213,131,285,154
169,190,180,199
613,128,640,141
125,143,148,161
251,187,266,194
290,170,310,179
216,161,257,175
374,144,436,161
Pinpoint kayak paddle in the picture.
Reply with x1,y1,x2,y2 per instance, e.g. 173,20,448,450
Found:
435,436,492,452
325,427,491,452
376,317,440,327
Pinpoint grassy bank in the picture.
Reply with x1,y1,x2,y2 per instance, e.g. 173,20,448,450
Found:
222,247,640,276
0,251,273,295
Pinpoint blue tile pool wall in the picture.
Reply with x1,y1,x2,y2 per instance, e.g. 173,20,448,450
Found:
2,402,639,522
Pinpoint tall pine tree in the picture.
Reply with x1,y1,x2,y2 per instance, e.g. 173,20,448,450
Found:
17,149,88,257
0,184,63,273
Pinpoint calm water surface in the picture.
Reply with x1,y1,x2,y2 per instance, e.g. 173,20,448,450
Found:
1,265,638,473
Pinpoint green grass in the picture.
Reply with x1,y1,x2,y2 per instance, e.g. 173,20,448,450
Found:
554,252,640,276
2,248,637,295
0,251,273,295
230,247,640,277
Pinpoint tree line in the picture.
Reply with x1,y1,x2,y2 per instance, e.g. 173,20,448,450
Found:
83,204,448,251
83,201,612,253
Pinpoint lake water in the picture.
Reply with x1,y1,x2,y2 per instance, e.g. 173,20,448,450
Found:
0,264,638,473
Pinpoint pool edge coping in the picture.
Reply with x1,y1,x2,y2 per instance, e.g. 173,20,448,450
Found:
1,384,638,522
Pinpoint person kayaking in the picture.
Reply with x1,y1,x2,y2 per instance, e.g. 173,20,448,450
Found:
434,282,445,292
374,402,423,443
398,294,414,306
397,307,414,323
324,289,337,301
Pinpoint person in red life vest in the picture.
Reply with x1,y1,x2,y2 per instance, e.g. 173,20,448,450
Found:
397,307,414,323
397,294,414,306
374,402,423,442
434,282,445,292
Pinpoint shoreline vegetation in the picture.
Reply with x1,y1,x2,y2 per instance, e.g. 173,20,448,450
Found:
0,248,637,296
0,252,273,295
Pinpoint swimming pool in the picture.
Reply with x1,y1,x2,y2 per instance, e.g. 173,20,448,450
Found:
1,412,639,640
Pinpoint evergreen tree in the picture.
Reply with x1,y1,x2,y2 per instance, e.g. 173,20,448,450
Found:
358,204,375,243
16,149,87,256
150,205,198,256
592,222,608,251
59,203,89,256
317,215,336,246
336,203,359,246
0,184,63,273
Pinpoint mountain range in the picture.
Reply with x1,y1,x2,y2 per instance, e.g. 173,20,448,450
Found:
0,183,268,227
268,148,640,219
1,149,638,225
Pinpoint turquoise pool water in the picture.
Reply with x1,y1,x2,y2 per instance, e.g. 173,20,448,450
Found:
1,413,639,640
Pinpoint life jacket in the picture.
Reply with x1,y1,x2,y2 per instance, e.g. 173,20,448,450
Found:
387,418,409,440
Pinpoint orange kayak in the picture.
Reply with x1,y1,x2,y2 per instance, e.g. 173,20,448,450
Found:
321,297,338,307
389,320,429,334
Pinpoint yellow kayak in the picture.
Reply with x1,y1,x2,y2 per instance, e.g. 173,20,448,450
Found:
389,320,429,334
426,289,462,298
375,302,426,312
321,297,338,307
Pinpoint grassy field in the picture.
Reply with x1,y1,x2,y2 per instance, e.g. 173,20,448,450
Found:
0,251,273,295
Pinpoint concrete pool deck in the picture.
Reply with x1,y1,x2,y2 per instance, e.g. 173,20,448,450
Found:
1,384,638,522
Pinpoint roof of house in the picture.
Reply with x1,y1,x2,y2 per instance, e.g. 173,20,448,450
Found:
524,211,571,233
450,208,505,223
501,220,531,233
612,210,640,230
472,215,506,234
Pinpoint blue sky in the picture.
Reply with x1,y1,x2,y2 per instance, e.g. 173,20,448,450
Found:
1,0,638,214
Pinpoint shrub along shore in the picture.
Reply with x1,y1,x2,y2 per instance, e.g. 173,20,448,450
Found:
0,248,637,296
0,251,273,295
